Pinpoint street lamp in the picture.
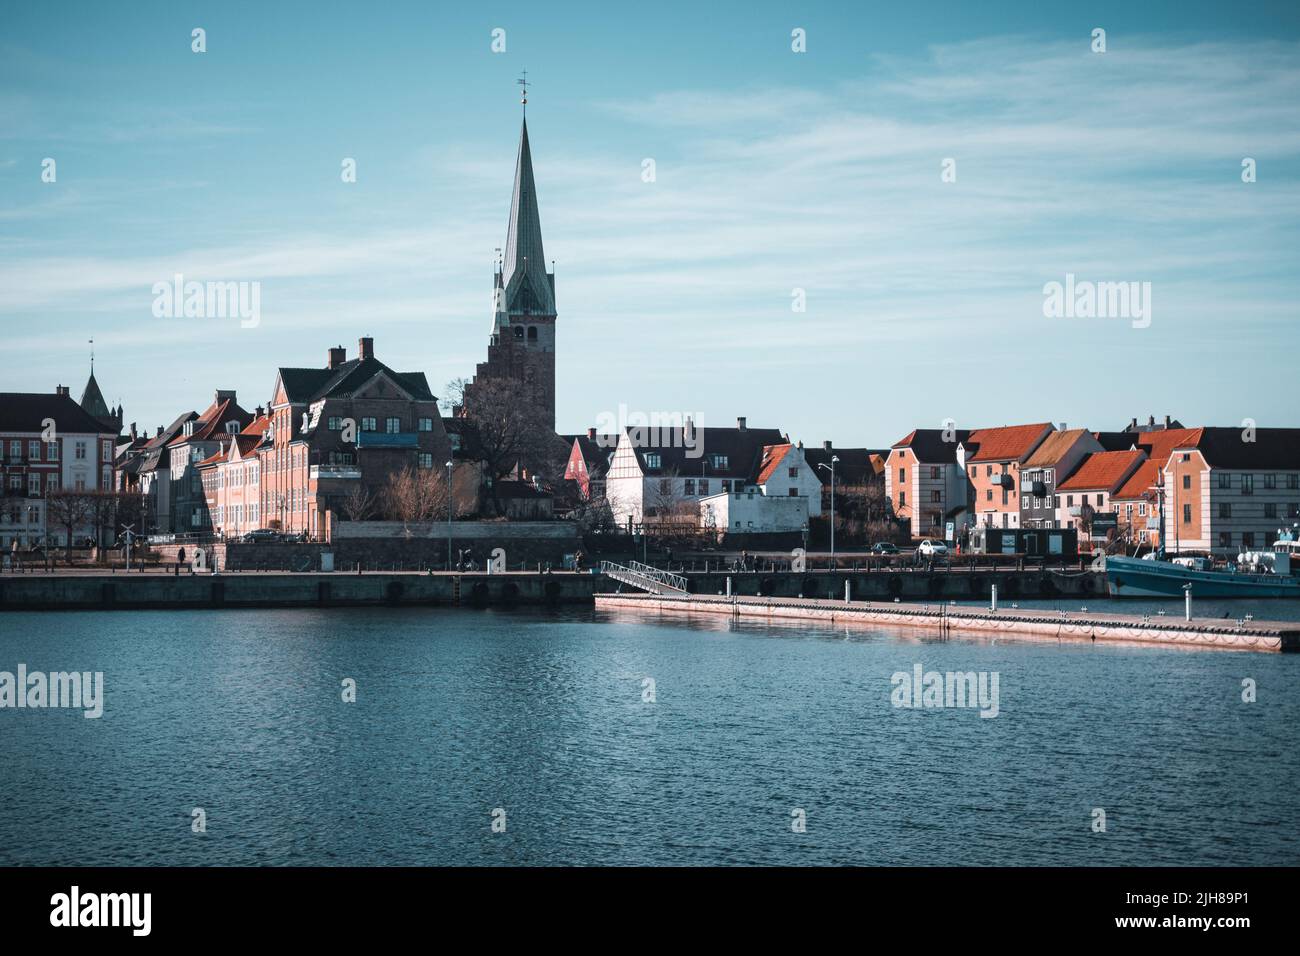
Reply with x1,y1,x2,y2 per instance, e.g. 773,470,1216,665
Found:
446,460,454,570
817,455,840,559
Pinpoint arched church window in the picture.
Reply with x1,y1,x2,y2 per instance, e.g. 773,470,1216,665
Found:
527,326,538,341
513,325,525,339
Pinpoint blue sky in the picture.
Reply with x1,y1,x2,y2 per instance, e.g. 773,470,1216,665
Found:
2,0,1299,446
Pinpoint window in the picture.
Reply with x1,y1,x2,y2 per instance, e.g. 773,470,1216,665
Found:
659,479,671,494
1219,503,1231,519
1243,532,1255,549
645,453,661,469
385,417,401,434
899,491,906,507
986,489,992,502
788,488,798,497
1046,472,1053,485
47,475,59,491
930,466,940,479
709,454,728,469
28,440,40,460
1053,496,1059,508
1183,504,1191,523
102,467,112,489
1139,503,1147,517
1218,531,1231,549
1183,474,1190,490
1218,472,1230,489
418,454,433,468
46,442,58,461
1289,475,1299,490
1241,474,1254,496
1264,474,1276,489
699,480,709,495
898,467,906,483
361,417,377,432
788,467,798,478
1022,495,1030,509
932,490,942,503
28,474,39,496
1264,503,1277,519
986,465,993,476
75,441,87,460
418,417,434,432
969,466,976,478
327,416,341,430
721,480,731,493
684,479,695,495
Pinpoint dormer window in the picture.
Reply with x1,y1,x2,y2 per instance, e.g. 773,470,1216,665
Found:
644,452,661,469
183,421,195,436
224,421,240,435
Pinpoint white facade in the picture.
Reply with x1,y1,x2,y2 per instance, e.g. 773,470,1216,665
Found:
700,489,810,534
755,445,823,517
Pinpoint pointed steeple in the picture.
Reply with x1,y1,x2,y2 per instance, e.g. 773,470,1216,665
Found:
501,118,555,316
80,367,111,421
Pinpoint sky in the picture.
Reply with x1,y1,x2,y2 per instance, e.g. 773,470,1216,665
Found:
2,0,1299,447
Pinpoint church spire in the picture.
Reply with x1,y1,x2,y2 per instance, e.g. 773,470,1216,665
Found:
500,93,555,317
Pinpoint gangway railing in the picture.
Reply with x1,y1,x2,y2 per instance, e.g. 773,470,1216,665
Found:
600,560,688,595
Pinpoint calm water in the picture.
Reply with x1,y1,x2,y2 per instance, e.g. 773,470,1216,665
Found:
1,602,1297,866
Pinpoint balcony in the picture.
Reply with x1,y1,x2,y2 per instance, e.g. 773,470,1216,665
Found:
311,465,362,480
356,431,419,449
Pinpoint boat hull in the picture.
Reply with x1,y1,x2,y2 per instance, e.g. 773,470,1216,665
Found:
1105,555,1300,598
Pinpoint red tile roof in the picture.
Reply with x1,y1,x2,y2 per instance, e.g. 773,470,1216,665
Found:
1133,427,1202,465
1058,450,1145,492
755,444,793,486
965,423,1053,462
1112,459,1162,502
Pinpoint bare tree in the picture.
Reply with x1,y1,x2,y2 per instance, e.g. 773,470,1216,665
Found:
46,490,97,560
457,376,559,513
340,483,380,522
442,376,470,415
384,466,449,529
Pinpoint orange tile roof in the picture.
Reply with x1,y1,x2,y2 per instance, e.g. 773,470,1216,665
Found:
1023,428,1089,467
755,444,793,486
1057,450,1145,492
1112,459,1161,501
1132,427,1202,465
965,423,1053,462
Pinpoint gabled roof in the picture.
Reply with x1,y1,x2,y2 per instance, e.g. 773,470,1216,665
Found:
1092,431,1139,452
0,392,117,435
276,357,434,405
168,397,253,445
755,444,794,486
623,426,787,479
501,118,555,316
1112,460,1162,502
803,446,887,485
1133,427,1202,466
567,433,617,473
1058,450,1145,492
1024,428,1091,467
891,428,971,463
1180,426,1300,469
964,423,1053,462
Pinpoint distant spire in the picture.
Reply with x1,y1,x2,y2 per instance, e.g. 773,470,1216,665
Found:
500,110,555,316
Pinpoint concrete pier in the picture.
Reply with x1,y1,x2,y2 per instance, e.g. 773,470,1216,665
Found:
594,592,1300,652
0,571,596,611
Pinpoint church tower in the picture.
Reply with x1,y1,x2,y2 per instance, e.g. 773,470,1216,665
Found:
462,83,556,432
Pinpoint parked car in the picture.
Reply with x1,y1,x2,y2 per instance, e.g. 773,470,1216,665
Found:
242,529,282,543
916,539,949,562
870,542,900,554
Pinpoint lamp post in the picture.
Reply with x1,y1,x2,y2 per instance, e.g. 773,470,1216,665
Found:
817,455,840,559
446,460,454,571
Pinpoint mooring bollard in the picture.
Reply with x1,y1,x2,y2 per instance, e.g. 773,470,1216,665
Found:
991,583,998,612
844,580,851,604
726,576,732,598
1184,583,1192,621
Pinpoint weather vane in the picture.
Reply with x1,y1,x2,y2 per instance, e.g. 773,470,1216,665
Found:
517,69,529,111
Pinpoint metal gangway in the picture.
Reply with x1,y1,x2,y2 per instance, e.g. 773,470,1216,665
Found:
600,560,688,595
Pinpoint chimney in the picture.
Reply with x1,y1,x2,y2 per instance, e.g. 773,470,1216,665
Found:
1148,415,1155,426
823,440,832,451
55,384,69,397
255,406,265,418
156,426,163,437
1059,422,1067,431
358,336,374,360
1130,417,1138,429
587,427,596,440
797,440,804,449
737,416,747,432
327,345,346,369
1164,414,1172,428
130,422,138,440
